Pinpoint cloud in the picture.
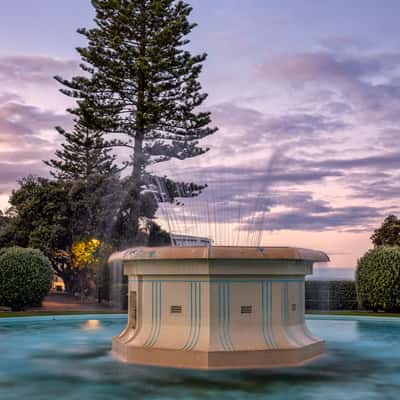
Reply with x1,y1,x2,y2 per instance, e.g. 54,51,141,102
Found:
259,51,400,126
188,164,343,187
234,191,382,232
298,152,400,171
0,95,71,188
0,55,78,86
318,36,372,52
0,162,48,186
259,52,400,84
163,46,400,235
164,183,382,234
350,178,400,202
0,56,78,206
161,88,396,233
321,101,353,115
0,98,70,145
211,102,349,148
262,204,382,232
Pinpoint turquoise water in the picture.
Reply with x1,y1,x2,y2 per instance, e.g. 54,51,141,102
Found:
0,315,399,400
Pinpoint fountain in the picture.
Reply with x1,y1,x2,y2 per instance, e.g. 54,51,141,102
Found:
111,245,329,369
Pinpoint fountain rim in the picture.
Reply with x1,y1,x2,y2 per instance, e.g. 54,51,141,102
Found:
109,246,329,263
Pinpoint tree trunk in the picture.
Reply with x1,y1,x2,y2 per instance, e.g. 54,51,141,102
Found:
132,0,147,189
57,270,78,295
128,0,147,242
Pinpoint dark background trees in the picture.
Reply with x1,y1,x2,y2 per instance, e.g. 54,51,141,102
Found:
0,175,168,296
371,215,400,247
0,210,9,231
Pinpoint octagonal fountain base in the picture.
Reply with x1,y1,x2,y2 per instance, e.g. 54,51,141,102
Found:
110,246,329,370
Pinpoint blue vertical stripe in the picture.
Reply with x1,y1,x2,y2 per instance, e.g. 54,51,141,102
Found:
223,283,228,348
218,282,227,350
191,282,202,349
144,281,162,347
261,281,274,348
183,282,202,350
269,282,277,348
225,282,234,350
153,281,162,345
218,281,234,351
144,282,156,347
183,283,194,350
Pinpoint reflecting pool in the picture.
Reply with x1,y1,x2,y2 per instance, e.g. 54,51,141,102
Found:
0,315,399,400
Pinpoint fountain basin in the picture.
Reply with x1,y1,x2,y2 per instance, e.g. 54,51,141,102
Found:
2,314,400,399
110,246,329,369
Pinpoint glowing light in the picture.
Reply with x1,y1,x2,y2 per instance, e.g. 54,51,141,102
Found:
82,320,102,331
72,238,102,270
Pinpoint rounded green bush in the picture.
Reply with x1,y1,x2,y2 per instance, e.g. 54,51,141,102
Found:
356,246,400,312
0,247,53,311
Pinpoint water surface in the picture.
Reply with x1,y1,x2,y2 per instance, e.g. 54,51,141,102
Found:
0,314,399,400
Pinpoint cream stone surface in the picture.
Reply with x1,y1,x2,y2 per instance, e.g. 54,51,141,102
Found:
111,246,329,369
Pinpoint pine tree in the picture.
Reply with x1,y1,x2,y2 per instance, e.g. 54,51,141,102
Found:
55,0,217,189
46,103,119,180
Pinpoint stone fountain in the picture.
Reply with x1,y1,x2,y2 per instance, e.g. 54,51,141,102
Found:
111,245,329,369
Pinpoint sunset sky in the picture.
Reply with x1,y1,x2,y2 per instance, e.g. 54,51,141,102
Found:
1,1,400,269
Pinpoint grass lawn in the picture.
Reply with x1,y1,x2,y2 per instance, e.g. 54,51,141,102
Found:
307,310,400,318
0,310,125,318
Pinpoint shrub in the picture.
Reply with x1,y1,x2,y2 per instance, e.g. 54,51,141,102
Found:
0,247,53,311
305,280,358,311
356,246,400,312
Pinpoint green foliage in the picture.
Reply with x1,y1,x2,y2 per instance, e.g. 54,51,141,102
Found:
148,222,171,246
0,211,11,248
356,246,400,312
0,210,8,230
0,175,169,295
0,247,53,311
56,0,217,187
371,215,400,247
1,175,159,250
45,103,120,180
305,281,358,311
1,176,72,255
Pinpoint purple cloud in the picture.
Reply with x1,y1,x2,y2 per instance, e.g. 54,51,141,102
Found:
0,55,78,85
0,95,71,188
259,52,400,84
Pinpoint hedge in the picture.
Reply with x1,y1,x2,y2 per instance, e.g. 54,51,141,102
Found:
356,246,400,312
0,247,53,311
305,280,358,311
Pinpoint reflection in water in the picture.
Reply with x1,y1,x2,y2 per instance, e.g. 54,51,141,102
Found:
82,319,102,331
0,316,400,400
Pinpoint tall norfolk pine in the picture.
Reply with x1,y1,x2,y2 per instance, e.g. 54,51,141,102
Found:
46,101,120,180
56,0,217,188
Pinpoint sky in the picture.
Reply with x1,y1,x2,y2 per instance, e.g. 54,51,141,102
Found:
1,1,400,269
